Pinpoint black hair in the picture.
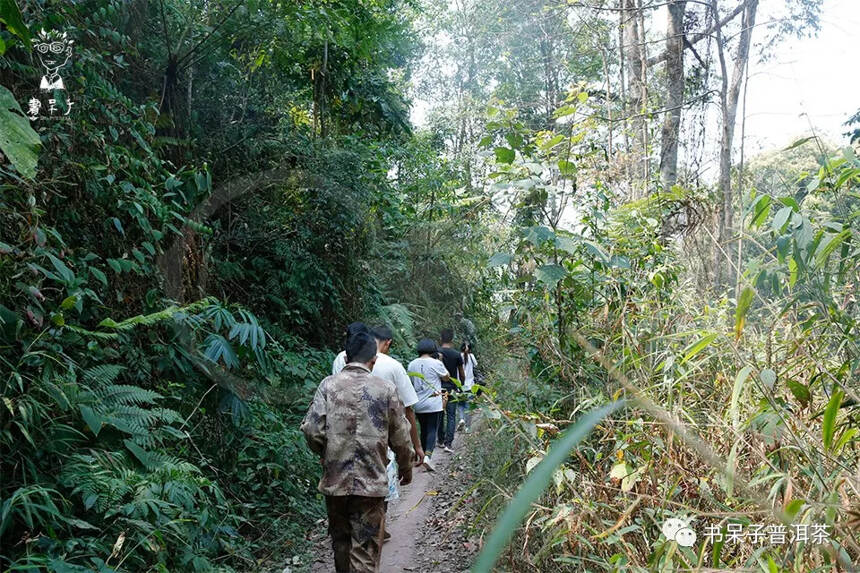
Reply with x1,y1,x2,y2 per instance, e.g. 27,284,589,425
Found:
346,331,378,364
372,326,393,341
416,338,437,355
342,322,370,350
461,341,472,353
440,328,454,343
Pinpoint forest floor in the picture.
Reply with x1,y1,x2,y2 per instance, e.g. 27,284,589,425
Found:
296,425,484,573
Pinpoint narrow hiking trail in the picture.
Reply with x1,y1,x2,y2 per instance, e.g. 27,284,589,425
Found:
304,428,482,573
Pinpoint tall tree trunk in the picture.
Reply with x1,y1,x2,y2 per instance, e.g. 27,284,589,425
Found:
712,0,758,289
659,0,686,190
622,0,647,197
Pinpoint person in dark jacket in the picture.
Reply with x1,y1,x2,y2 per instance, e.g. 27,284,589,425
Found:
436,328,465,452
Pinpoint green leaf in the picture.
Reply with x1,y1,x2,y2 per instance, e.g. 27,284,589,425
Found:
788,256,798,288
540,134,564,150
783,136,815,151
779,196,800,211
60,296,77,310
749,195,771,228
557,160,576,176
79,405,103,437
472,401,624,573
0,85,41,179
772,206,792,234
111,217,124,236
90,267,108,285
786,380,811,408
494,147,515,164
534,264,567,288
555,236,578,254
822,389,843,451
47,254,74,283
505,133,523,149
784,499,805,519
525,225,554,246
681,333,717,364
767,556,778,573
488,252,513,268
0,0,30,45
734,286,755,340
583,240,609,263
730,365,753,430
759,369,777,389
814,230,850,268
834,428,858,454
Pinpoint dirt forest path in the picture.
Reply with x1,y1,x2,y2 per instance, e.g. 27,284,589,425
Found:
306,427,481,573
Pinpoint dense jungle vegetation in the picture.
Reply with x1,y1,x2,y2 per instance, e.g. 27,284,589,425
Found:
1,0,857,571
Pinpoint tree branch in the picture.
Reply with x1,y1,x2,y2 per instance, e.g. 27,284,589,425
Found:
646,0,745,67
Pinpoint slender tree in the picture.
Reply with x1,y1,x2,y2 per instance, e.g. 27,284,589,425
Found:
659,0,686,189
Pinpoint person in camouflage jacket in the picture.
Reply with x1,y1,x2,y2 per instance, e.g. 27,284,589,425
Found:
301,331,414,572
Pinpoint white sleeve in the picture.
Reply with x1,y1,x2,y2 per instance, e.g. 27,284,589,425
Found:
393,363,419,408
332,351,346,376
434,360,449,378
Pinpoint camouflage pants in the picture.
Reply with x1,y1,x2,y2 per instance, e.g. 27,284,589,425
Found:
325,495,385,573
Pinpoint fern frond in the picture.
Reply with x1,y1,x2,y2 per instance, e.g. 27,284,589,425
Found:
97,385,160,405
82,364,126,386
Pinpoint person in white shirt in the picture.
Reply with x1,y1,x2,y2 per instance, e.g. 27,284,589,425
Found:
407,338,450,470
331,324,424,465
458,341,478,432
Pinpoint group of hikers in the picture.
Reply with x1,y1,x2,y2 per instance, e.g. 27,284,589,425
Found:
301,323,481,572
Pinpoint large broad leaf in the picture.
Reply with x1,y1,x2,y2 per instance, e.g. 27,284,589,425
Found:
0,0,30,46
772,206,792,234
534,264,567,288
472,401,625,572
494,147,515,164
582,240,609,263
488,252,513,268
525,225,554,246
554,235,578,254
0,85,40,179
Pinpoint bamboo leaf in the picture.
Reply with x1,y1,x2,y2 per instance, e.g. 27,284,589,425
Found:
734,287,755,340
822,389,843,451
730,366,753,430
681,333,717,364
472,401,624,572
834,428,858,454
